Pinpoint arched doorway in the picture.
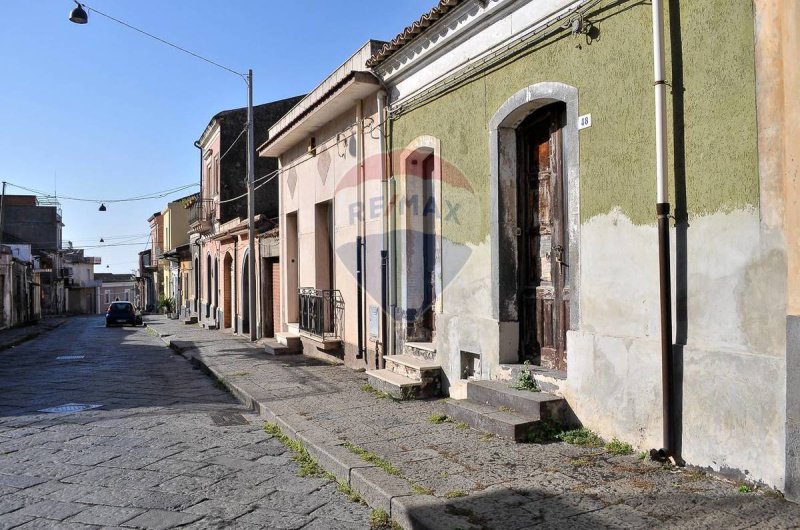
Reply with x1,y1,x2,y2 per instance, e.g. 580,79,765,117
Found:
241,252,250,335
489,82,580,371
223,252,233,329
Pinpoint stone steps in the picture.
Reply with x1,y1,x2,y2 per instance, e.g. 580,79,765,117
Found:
183,316,198,325
446,380,569,441
364,342,442,400
445,399,539,441
275,332,301,350
467,380,566,421
262,339,300,355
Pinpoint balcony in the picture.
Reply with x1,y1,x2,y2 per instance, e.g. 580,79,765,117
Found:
189,198,216,232
298,288,343,341
151,246,163,267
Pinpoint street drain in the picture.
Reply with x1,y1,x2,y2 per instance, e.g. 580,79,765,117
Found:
210,412,249,426
56,355,85,361
38,403,102,414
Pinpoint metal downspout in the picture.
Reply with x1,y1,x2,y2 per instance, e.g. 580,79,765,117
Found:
651,0,675,460
377,90,389,368
356,101,365,360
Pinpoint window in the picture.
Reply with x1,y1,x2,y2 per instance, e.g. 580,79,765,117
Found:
124,290,130,301
214,156,220,195
104,290,110,304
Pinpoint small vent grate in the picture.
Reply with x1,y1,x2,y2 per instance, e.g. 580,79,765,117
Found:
56,356,85,361
210,412,249,426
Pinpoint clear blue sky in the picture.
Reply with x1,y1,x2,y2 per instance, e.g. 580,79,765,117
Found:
1,0,432,273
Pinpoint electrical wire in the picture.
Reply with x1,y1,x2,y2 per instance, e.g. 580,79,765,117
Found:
79,3,246,81
5,182,198,204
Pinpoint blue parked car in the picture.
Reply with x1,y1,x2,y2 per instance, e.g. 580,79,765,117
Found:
105,301,142,327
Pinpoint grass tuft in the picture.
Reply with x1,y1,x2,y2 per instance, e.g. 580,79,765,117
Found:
411,483,434,495
569,457,594,467
637,450,648,460
361,384,393,400
263,422,326,478
443,489,468,498
455,422,469,430
605,438,634,455
369,508,402,530
557,428,603,447
343,441,402,476
737,484,753,493
337,480,365,504
428,413,449,424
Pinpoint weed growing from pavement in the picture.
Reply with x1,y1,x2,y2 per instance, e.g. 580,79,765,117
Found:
443,489,467,498
343,441,402,476
360,384,395,400
455,422,469,430
638,451,648,460
498,405,514,412
737,484,753,493
569,457,594,467
511,360,541,392
263,422,327,478
369,508,401,530
523,419,562,444
336,480,366,504
557,428,603,447
428,413,449,424
412,483,434,495
605,438,634,455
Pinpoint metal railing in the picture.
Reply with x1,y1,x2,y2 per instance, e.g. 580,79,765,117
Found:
189,198,216,227
298,288,343,341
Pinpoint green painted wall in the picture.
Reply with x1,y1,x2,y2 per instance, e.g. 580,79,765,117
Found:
389,0,758,245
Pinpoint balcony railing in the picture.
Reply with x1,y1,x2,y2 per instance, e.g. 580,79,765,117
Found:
298,288,343,341
189,198,216,229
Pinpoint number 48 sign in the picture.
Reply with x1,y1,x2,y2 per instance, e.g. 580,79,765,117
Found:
578,113,592,130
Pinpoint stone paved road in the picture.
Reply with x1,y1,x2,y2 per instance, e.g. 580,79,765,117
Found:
145,316,800,530
0,316,371,529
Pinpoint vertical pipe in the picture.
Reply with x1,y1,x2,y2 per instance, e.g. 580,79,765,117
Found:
356,235,364,359
377,91,389,366
246,69,257,341
652,0,674,458
356,101,366,360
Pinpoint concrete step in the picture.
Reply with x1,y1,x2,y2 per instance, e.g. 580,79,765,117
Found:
466,380,567,421
366,369,440,400
183,316,198,325
403,341,436,361
497,363,567,395
384,354,440,382
276,332,301,350
263,339,300,356
445,399,539,442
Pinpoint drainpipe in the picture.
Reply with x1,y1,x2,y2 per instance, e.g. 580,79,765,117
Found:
377,90,389,368
651,0,675,460
356,101,365,360
193,140,202,319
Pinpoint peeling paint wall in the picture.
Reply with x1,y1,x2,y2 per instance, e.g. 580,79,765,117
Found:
384,0,792,490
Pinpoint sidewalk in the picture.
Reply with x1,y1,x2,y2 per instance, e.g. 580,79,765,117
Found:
0,316,67,351
145,315,800,529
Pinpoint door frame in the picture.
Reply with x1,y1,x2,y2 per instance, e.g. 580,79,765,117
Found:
489,82,581,364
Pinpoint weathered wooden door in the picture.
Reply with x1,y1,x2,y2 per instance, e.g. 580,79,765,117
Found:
518,105,569,371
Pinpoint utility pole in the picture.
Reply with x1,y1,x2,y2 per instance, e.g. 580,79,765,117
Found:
246,70,257,341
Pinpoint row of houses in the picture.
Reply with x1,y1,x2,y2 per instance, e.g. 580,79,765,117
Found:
0,194,113,326
139,0,799,499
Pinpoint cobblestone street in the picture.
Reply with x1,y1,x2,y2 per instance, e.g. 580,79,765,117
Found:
0,317,371,529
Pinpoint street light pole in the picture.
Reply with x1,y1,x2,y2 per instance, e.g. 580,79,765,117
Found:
246,70,256,341
69,2,260,341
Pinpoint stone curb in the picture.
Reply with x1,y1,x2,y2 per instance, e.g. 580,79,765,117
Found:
150,325,416,526
0,318,68,352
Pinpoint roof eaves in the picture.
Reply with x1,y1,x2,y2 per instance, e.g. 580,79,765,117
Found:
366,0,467,68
